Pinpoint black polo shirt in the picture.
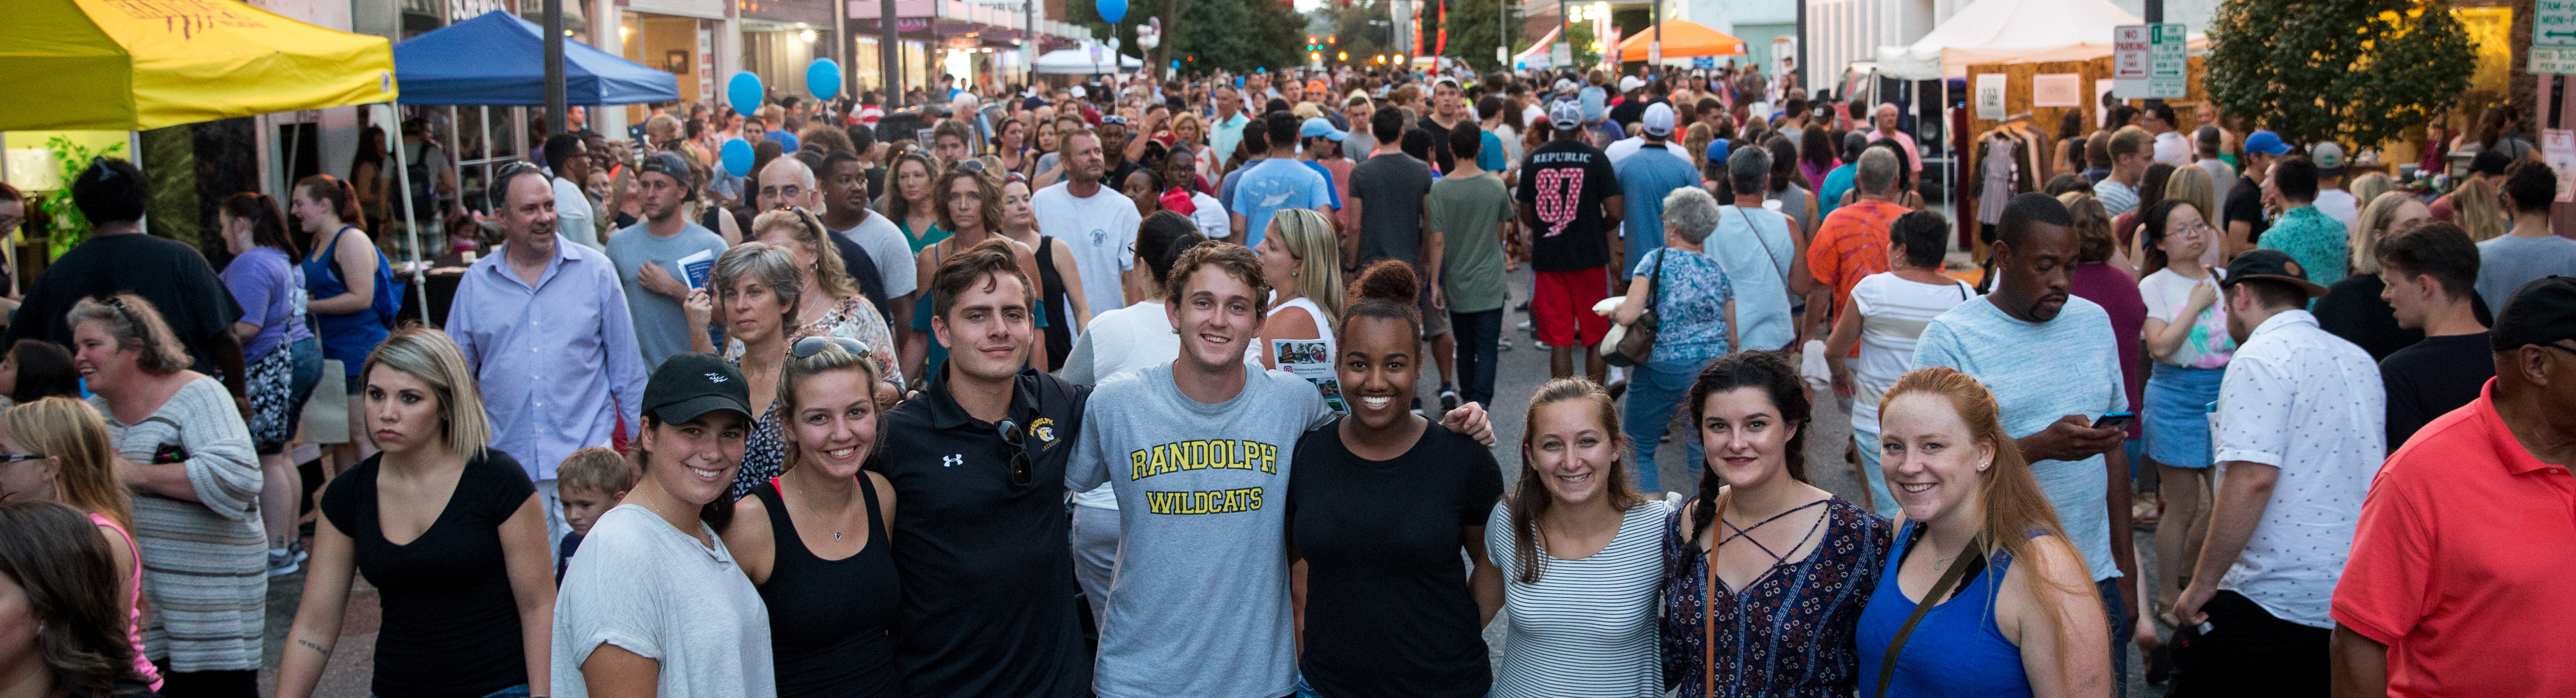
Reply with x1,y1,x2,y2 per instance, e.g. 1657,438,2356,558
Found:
870,367,1094,698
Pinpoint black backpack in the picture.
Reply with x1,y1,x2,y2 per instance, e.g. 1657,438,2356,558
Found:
396,142,440,224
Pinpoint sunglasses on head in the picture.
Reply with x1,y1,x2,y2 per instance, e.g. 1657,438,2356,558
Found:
791,335,871,359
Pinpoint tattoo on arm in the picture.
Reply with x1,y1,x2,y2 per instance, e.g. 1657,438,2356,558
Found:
298,639,331,656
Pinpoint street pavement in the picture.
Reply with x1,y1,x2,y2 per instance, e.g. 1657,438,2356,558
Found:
260,263,2157,697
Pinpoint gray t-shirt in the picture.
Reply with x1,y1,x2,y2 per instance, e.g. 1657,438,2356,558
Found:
552,504,774,698
835,209,919,298
1067,363,1334,698
1349,152,1437,266
604,220,730,369
2475,233,2576,311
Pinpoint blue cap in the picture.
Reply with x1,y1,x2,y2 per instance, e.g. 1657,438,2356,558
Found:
1298,117,1346,142
2244,130,2291,156
1705,138,1731,164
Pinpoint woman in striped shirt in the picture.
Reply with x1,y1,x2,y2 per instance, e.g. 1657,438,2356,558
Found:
1486,378,1670,698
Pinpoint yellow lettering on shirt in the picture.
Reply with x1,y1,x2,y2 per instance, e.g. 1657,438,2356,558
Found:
1144,487,1269,515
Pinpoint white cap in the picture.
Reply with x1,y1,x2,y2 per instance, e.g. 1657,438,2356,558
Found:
1642,102,1675,137
1618,75,1644,92
1070,85,1087,98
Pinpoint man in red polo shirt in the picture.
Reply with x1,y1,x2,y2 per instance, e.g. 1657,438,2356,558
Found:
2331,275,2576,697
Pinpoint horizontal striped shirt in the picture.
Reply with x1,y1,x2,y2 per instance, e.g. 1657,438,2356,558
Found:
1486,499,1670,698
93,377,264,672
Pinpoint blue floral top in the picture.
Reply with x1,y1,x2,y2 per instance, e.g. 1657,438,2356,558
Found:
1634,247,1736,364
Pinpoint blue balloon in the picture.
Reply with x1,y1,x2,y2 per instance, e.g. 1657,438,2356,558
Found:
805,59,842,100
727,72,764,116
721,138,756,178
1096,0,1125,24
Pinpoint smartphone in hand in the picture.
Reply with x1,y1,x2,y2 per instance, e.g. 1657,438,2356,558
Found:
2091,411,2136,431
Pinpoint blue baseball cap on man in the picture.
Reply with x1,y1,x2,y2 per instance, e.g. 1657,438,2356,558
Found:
2244,130,2292,156
1705,138,1731,165
1299,117,1346,142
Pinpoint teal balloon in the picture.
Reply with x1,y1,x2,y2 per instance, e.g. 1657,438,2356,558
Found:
721,138,755,178
806,59,842,100
727,72,764,116
1096,0,1125,23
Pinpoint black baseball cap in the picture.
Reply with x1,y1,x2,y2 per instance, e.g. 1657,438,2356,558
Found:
2491,275,2576,352
639,151,694,189
2220,248,2328,298
644,353,753,426
2470,149,2515,178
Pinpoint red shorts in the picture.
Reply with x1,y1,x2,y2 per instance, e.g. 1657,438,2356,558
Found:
1532,266,1611,347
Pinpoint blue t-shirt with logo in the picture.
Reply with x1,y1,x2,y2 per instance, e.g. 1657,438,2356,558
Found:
1230,158,1332,250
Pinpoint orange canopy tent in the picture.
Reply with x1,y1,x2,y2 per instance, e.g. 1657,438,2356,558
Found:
1615,19,1746,62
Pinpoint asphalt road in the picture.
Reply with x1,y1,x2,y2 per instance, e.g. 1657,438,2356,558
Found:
260,263,2158,697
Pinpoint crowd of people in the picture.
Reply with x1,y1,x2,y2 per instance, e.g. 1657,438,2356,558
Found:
0,59,2568,698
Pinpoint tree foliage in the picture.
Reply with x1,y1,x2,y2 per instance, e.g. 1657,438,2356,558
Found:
1432,0,1520,72
2204,0,2477,148
1066,0,1308,74
1317,1,1395,67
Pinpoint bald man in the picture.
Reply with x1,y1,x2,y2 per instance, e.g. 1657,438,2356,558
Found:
1866,103,1923,174
757,155,895,323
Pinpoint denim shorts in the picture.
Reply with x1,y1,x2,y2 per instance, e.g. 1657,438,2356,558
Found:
2144,362,2224,468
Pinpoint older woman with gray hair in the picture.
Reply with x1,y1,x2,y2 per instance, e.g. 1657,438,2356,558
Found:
69,293,264,691
684,241,809,497
1611,187,1739,495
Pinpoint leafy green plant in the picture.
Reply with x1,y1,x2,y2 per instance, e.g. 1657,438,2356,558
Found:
37,136,124,261
2204,0,2476,148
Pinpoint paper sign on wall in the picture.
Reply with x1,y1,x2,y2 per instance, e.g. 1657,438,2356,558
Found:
2033,73,2083,107
1974,73,2008,120
2545,129,2576,202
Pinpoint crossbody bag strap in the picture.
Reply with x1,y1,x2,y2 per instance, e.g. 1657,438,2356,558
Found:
1874,532,1986,698
1647,248,1666,314
1703,539,1717,698
1732,206,1789,283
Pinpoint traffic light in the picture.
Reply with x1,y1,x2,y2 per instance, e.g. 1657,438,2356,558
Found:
1336,51,1348,61
1326,35,1335,44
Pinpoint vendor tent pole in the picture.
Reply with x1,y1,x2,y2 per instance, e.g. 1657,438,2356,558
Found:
545,0,568,136
385,110,435,327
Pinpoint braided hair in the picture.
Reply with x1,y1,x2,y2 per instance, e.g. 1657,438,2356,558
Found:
1670,351,1813,583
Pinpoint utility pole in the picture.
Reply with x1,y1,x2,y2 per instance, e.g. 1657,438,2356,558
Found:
544,0,566,135
882,0,902,114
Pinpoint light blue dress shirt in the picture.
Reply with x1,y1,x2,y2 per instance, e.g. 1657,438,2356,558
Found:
445,235,648,482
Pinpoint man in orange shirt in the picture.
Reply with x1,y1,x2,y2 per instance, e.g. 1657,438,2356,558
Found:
1805,148,1905,341
2330,276,2576,698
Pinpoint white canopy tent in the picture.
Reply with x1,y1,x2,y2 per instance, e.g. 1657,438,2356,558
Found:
1034,45,1143,74
1875,0,2204,79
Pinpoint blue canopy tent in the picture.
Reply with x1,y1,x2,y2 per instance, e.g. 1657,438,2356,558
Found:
392,10,679,105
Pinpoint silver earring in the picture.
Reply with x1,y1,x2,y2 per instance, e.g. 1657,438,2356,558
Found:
1978,462,1990,471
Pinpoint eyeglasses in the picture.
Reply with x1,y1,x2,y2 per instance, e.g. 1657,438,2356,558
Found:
1099,115,1130,125
955,159,987,173
0,454,42,463
995,419,1034,486
791,335,871,359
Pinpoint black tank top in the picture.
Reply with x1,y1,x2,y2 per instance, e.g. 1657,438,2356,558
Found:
751,476,902,697
1036,235,1073,370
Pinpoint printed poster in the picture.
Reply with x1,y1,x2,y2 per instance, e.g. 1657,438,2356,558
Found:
1271,339,1347,414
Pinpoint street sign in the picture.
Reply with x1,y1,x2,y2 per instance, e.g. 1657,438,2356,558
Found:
1648,40,1661,65
2114,23,2186,99
2546,129,2576,202
1551,41,1571,67
2534,0,2576,74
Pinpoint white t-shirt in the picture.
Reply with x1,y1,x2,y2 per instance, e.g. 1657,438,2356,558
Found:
834,209,918,298
2137,268,2237,369
1186,191,1231,241
1034,181,1143,314
2313,188,2359,231
1070,299,1183,511
552,176,601,252
552,504,773,698
1845,273,1978,433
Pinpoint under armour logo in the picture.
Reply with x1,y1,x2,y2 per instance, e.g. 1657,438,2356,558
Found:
942,454,964,468
704,373,728,383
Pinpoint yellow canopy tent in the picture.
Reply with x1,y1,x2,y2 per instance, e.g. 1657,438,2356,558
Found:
0,0,396,130
1616,20,1747,62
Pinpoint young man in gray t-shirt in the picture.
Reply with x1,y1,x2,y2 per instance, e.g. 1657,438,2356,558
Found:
1068,241,1491,698
604,155,730,369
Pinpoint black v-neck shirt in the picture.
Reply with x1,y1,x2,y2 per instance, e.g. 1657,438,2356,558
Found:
320,451,536,698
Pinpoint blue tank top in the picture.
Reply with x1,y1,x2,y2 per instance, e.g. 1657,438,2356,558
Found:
1854,522,2033,698
303,226,389,374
